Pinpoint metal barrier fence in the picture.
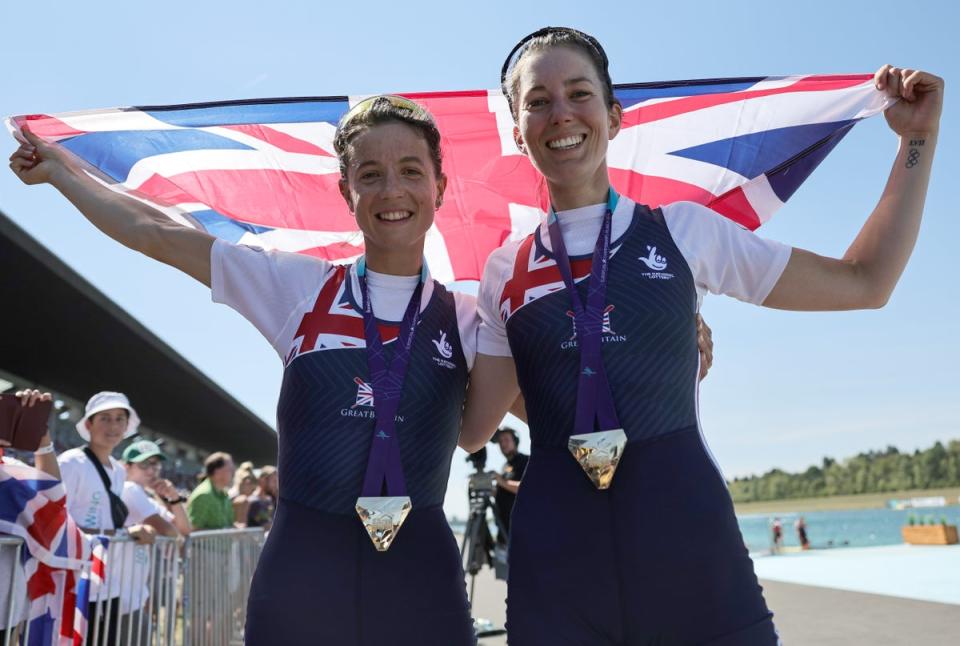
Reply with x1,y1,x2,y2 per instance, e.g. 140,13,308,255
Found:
181,529,265,646
87,535,180,646
1,535,30,646
0,529,264,646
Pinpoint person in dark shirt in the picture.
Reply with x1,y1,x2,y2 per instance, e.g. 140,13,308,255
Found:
491,427,528,545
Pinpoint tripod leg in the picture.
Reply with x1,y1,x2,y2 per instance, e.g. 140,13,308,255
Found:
469,572,477,612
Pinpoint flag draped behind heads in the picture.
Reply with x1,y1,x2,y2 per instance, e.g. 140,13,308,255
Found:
6,75,892,283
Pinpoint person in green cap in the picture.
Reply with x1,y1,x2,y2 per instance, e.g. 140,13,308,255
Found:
122,439,191,537
187,452,236,530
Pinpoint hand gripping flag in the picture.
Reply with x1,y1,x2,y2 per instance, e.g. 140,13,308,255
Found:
0,457,94,646
5,75,892,282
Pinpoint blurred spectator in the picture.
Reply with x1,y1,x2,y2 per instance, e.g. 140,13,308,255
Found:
247,466,278,530
230,462,258,526
57,391,155,645
122,440,191,537
228,461,255,498
796,516,810,550
490,427,528,545
771,517,784,554
187,452,236,530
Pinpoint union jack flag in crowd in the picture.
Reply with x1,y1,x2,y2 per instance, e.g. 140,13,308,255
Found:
5,75,891,283
70,535,108,646
0,457,95,646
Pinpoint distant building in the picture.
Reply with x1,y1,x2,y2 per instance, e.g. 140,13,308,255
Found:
0,209,276,475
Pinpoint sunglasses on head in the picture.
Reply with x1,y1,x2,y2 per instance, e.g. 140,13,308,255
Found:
500,26,609,88
339,95,433,129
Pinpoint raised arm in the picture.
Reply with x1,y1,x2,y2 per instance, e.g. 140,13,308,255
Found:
763,66,943,311
9,128,215,286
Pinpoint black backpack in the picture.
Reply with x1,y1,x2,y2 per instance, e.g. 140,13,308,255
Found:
82,446,129,530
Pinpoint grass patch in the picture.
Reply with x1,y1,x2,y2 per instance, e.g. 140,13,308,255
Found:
734,487,960,515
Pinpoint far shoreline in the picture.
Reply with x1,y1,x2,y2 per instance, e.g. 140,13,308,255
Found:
733,487,960,515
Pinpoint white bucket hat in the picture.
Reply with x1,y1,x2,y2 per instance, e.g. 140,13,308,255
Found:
75,391,141,442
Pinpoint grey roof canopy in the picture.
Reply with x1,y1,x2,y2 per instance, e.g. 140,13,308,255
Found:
0,209,277,463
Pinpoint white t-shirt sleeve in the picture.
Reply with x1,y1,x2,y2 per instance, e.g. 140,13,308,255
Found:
663,201,792,305
453,292,480,371
57,454,82,497
476,244,517,358
122,482,164,526
210,239,333,356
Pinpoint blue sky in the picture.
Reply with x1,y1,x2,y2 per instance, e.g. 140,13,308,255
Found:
1,0,956,519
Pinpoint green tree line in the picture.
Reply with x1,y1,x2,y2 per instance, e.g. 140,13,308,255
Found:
728,439,960,503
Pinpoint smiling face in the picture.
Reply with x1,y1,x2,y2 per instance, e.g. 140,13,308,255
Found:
85,408,129,452
339,122,446,273
512,46,622,209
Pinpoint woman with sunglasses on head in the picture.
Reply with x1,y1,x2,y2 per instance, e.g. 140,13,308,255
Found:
459,27,942,645
10,96,477,645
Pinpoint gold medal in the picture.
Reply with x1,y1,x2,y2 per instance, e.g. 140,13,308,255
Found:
568,429,627,490
355,496,412,551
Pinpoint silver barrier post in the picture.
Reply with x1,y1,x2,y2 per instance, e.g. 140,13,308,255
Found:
1,537,23,646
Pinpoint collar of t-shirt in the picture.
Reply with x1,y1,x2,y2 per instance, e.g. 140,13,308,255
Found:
542,197,634,257
353,268,422,323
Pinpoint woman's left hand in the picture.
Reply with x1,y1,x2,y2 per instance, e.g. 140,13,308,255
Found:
697,314,714,381
875,66,944,136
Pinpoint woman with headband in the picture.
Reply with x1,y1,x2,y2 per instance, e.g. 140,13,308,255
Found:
459,27,942,645
10,96,477,645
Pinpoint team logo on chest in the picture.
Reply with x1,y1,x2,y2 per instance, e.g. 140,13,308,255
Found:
431,331,457,370
560,305,628,350
639,245,675,280
340,377,405,422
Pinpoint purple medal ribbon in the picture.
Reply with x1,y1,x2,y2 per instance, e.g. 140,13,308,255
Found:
547,190,623,437
357,259,425,498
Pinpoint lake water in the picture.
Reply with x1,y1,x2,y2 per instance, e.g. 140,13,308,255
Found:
451,505,960,554
737,505,960,553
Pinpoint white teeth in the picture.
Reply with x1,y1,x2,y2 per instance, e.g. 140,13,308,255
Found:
378,211,412,221
547,134,586,150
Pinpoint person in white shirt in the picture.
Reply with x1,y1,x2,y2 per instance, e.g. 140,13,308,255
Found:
122,440,191,537
57,391,155,645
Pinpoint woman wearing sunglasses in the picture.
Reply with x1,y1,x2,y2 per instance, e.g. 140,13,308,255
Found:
10,96,477,645
459,27,942,645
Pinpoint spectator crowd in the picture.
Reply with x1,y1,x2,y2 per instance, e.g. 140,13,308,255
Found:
0,388,277,643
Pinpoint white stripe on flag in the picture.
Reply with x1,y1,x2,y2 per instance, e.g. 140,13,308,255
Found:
741,175,785,225
122,148,340,189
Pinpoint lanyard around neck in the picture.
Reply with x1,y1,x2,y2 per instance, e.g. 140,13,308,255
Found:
546,190,622,436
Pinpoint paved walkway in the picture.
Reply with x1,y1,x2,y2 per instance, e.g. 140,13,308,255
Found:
752,544,960,605
763,579,959,645
469,545,960,644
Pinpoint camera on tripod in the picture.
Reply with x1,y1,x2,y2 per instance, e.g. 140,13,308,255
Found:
461,448,509,582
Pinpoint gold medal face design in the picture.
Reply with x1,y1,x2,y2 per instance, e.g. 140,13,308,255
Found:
568,429,627,490
355,496,412,551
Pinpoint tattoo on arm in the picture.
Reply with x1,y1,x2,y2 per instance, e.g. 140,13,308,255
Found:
906,139,925,169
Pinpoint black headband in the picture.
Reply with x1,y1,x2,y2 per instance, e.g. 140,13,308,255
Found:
500,26,610,96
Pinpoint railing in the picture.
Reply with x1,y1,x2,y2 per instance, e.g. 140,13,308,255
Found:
0,528,265,646
181,529,265,646
1,535,28,646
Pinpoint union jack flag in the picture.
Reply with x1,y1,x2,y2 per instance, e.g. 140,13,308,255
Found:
5,75,891,282
283,265,402,365
0,457,94,646
353,377,374,408
70,536,108,646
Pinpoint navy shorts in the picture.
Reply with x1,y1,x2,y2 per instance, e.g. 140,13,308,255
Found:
506,426,779,645
244,498,475,645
